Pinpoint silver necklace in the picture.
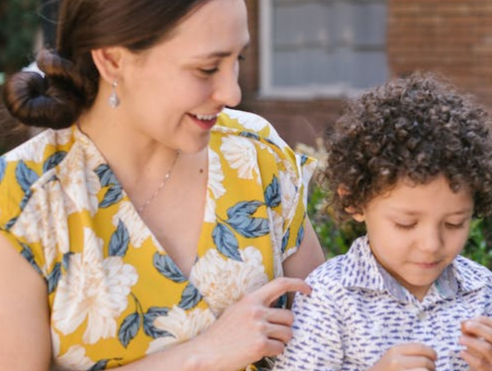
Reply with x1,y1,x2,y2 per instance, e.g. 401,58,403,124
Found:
137,150,181,214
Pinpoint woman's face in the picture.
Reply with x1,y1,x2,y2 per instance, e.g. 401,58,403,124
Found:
117,0,250,153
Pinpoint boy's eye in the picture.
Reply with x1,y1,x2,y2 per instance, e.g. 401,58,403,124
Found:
445,222,465,229
395,223,416,230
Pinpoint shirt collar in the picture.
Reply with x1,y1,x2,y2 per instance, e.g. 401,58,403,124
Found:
340,235,489,303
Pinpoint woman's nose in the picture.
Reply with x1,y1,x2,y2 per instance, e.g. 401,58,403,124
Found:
212,66,242,108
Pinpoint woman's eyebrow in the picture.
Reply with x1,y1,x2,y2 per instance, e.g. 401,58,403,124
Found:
192,41,250,59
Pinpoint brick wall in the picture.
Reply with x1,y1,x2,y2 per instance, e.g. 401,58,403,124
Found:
388,0,492,107
240,0,492,147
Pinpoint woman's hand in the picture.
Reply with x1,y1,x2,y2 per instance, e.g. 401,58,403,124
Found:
460,316,492,370
367,343,437,371
190,277,311,371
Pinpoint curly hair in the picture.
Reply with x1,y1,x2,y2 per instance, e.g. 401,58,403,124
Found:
324,72,492,221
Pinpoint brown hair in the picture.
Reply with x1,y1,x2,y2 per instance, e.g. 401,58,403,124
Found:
2,0,209,129
324,72,492,220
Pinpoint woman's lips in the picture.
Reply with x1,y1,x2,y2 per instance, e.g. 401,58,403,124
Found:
188,113,218,130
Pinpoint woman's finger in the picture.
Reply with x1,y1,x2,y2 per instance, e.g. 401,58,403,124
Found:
264,322,294,344
248,277,311,306
265,307,294,326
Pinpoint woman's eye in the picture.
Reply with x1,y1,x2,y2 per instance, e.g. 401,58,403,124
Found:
238,54,246,62
200,67,219,75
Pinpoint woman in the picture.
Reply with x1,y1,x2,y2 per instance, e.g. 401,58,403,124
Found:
0,0,325,370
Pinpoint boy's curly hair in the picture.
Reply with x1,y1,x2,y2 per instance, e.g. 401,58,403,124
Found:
324,72,492,221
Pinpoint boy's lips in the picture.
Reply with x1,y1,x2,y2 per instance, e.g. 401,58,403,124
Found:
414,261,441,269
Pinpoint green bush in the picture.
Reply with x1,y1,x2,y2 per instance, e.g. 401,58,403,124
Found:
0,0,39,73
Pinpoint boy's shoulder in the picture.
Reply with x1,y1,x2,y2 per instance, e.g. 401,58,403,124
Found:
453,255,492,291
306,254,346,286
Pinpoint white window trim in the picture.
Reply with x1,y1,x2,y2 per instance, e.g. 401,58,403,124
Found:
259,0,373,100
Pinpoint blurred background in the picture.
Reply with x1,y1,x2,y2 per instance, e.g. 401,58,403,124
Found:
1,0,492,262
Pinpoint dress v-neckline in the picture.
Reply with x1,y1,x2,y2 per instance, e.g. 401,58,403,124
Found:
74,126,212,282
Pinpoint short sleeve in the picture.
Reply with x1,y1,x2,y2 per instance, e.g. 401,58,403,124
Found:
214,109,317,264
0,153,50,280
261,122,317,261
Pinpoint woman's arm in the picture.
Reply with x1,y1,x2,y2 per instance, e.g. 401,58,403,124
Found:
0,232,310,371
282,218,325,307
0,233,52,371
282,218,325,278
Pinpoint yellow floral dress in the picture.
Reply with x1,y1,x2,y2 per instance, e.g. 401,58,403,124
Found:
0,108,315,371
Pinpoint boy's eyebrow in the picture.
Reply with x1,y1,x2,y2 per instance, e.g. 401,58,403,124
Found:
193,41,251,59
391,208,474,216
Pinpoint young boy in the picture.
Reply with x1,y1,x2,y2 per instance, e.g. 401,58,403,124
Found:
273,73,492,371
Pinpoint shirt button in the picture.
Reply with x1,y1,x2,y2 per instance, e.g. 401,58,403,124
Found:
417,312,426,320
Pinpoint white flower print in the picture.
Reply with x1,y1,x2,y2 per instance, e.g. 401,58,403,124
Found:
52,228,138,344
208,149,226,200
57,143,101,216
4,128,71,163
146,306,216,355
55,127,74,146
112,201,153,248
54,346,94,371
300,156,317,205
51,329,94,371
278,168,298,222
204,194,217,224
223,108,268,132
266,126,288,150
11,180,71,271
10,188,47,244
204,149,226,223
268,209,285,277
221,136,259,180
190,247,269,315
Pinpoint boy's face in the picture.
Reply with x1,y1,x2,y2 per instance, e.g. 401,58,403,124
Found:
354,175,473,301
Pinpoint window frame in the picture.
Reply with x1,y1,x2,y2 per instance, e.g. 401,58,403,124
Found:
259,0,387,100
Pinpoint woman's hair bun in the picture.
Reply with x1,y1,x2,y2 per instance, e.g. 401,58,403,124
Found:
3,49,94,129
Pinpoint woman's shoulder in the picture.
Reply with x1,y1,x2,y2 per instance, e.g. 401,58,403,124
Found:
0,126,76,226
214,108,290,151
1,126,75,169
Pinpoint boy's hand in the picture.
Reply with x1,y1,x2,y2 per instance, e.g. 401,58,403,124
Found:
368,343,437,371
460,316,492,370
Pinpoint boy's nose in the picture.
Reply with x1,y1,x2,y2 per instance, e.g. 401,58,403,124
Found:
419,228,443,253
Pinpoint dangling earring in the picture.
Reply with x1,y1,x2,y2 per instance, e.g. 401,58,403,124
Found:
108,80,120,108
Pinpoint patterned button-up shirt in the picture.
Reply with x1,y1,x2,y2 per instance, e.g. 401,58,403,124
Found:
273,236,492,371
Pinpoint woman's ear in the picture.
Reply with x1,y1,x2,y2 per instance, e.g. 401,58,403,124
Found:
91,46,126,84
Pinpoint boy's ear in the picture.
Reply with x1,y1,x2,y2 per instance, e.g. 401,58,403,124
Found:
91,46,127,84
337,185,365,222
351,213,365,223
